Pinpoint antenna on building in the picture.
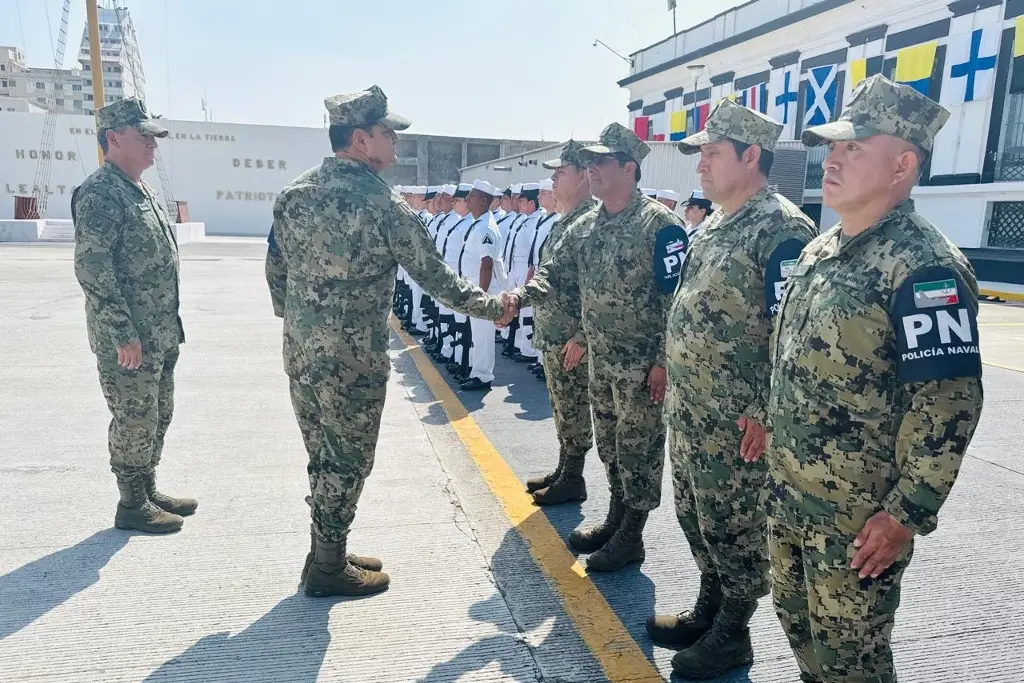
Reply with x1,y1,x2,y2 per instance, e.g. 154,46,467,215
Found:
592,39,634,68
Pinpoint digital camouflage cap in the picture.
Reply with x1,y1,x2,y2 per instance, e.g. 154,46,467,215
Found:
97,97,169,138
324,84,412,131
801,74,950,153
542,139,588,169
578,122,651,165
677,98,782,154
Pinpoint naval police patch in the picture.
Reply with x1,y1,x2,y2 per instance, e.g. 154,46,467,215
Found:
764,238,808,317
891,265,981,384
654,224,689,293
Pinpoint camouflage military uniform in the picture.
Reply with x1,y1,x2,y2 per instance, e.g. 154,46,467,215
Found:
72,97,194,534
266,86,502,596
767,76,985,682
516,124,687,571
526,140,599,504
665,101,819,606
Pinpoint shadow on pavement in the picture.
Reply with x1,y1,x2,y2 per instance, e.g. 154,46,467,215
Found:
143,592,333,683
0,528,132,640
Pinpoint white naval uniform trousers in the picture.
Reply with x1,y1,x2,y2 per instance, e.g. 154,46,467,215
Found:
528,212,559,366
408,210,433,332
511,210,544,358
497,212,526,341
459,213,505,383
432,211,461,355
440,213,473,360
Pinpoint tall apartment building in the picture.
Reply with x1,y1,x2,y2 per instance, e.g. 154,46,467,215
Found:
0,3,138,116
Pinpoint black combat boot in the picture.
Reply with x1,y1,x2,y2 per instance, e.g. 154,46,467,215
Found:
569,496,626,553
646,573,722,647
142,469,198,516
585,507,647,572
114,475,184,534
532,456,587,506
670,597,758,679
300,524,382,583
304,537,390,598
526,449,565,493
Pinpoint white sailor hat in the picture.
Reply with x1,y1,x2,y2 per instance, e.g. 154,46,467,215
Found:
511,183,523,194
642,187,657,197
539,179,554,191
441,184,456,195
520,182,541,193
427,185,441,194
656,189,680,202
472,179,496,195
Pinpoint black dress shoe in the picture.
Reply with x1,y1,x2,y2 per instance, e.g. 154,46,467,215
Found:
528,363,541,372
408,328,427,337
513,353,535,363
460,378,492,391
536,370,546,381
445,362,461,374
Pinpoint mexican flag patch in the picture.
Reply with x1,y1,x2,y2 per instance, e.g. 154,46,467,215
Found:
913,279,958,308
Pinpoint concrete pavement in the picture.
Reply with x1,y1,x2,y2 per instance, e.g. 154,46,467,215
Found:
1,238,1022,682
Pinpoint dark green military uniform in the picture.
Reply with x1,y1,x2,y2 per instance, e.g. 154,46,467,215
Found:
266,85,503,597
767,75,985,683
649,99,819,679
526,140,598,505
515,123,687,572
73,97,195,534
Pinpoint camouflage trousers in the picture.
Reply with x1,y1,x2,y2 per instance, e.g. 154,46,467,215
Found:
670,427,770,602
288,373,386,543
768,519,913,683
589,357,665,511
95,347,179,480
542,348,593,462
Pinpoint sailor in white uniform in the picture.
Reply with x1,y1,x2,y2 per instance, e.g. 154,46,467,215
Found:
526,178,560,375
508,182,544,362
406,185,431,336
459,180,506,391
422,185,455,354
682,189,713,238
436,183,474,368
656,188,681,213
498,184,526,345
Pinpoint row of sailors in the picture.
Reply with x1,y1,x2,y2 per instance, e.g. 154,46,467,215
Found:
391,181,715,391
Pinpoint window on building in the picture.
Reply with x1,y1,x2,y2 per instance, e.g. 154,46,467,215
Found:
114,66,122,73
36,82,45,89
1,80,6,88
0,64,6,71
72,84,81,91
56,98,64,106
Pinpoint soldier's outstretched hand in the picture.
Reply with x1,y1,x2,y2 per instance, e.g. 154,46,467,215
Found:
736,416,767,463
117,339,143,370
497,292,520,328
851,511,913,579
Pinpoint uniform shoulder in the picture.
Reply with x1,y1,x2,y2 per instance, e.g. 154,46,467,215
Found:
760,192,818,236
639,194,683,229
884,208,976,290
73,166,127,217
803,224,839,255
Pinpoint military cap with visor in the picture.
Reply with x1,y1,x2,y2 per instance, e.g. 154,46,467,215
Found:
324,84,412,131
801,74,950,153
578,123,651,165
542,139,589,169
97,97,169,138
677,98,782,154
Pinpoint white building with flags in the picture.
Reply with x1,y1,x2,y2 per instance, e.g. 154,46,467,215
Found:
617,0,1024,286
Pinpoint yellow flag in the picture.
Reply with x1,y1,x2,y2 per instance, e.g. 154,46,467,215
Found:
849,58,867,89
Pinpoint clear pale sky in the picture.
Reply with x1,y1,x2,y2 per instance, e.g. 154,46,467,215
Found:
1,0,745,140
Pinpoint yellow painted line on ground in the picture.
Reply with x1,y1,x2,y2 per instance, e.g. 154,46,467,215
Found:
980,288,1024,303
390,318,664,683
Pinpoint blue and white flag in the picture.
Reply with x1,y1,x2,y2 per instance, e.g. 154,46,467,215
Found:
804,64,838,127
769,64,799,140
942,26,999,106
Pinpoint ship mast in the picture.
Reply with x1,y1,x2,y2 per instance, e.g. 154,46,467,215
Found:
85,0,105,165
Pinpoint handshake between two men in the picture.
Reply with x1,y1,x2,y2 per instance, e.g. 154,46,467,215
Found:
493,291,587,374
491,290,666,403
